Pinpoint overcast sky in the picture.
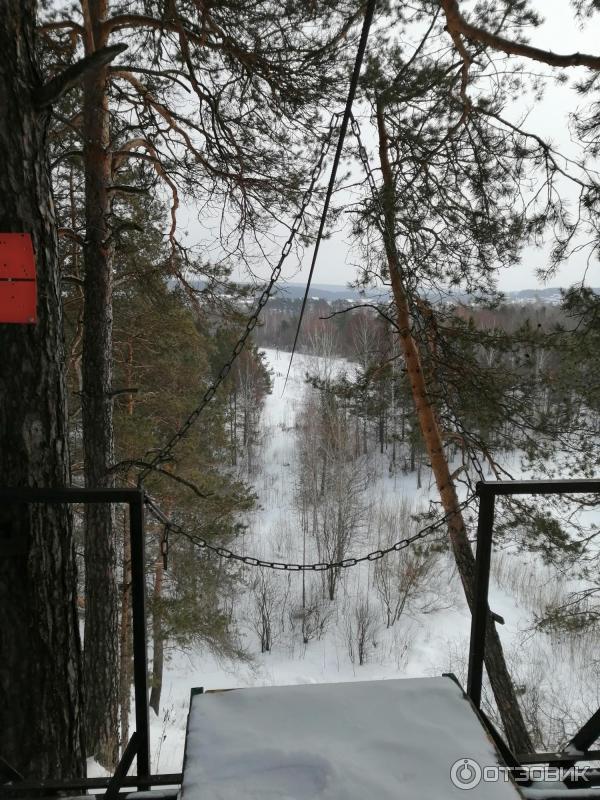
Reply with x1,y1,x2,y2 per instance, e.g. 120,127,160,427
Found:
493,0,599,291
185,1,599,293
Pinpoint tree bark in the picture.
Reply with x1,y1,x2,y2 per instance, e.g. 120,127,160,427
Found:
81,0,119,767
376,98,533,754
0,0,85,778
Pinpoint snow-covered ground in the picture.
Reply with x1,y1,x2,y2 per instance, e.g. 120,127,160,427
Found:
180,678,521,800
138,348,599,775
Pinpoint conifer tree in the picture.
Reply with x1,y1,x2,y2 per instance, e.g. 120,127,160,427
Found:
42,0,360,762
0,0,121,777
342,0,600,750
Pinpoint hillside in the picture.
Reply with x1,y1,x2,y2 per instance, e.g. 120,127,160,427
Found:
134,347,599,775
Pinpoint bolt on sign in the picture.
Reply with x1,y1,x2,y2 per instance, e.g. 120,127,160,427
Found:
0,233,37,324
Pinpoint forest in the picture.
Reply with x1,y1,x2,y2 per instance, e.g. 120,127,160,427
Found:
1,0,600,792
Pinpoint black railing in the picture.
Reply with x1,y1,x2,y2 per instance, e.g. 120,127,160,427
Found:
4,479,600,792
467,478,600,766
0,487,161,794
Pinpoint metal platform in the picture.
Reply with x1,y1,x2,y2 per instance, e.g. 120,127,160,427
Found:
180,676,523,799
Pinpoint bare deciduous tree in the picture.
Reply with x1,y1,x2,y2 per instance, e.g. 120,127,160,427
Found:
316,451,370,601
289,579,333,644
344,595,379,666
373,500,441,628
297,381,372,600
247,571,283,654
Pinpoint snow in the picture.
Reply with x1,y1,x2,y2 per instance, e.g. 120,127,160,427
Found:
180,677,522,799
136,347,600,780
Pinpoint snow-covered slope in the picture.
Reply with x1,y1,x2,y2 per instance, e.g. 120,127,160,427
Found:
142,348,597,776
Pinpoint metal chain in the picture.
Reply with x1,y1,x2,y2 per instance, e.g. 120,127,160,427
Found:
137,112,343,485
144,492,476,571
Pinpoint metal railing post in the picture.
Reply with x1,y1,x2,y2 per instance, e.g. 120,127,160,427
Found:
467,484,496,708
129,492,150,786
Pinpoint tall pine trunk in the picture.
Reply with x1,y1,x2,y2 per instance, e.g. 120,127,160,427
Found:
376,99,533,754
0,0,85,777
81,0,119,766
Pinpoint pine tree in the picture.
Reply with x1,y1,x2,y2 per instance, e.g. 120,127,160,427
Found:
0,0,120,777
61,185,269,726
41,0,361,760
337,0,600,750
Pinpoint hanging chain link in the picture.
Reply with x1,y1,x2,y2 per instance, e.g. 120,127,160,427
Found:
350,112,382,218
144,492,476,571
137,112,343,485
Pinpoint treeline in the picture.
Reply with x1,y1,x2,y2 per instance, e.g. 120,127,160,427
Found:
292,298,597,472
253,296,568,359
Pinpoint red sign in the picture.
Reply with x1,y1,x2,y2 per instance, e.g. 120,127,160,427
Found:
0,233,37,323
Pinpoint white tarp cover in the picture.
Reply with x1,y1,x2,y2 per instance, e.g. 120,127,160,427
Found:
180,676,523,799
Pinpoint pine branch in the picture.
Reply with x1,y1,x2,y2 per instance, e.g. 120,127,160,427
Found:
108,183,151,195
34,43,128,109
440,0,600,69
320,303,400,330
38,19,86,36
109,460,213,499
58,227,84,245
